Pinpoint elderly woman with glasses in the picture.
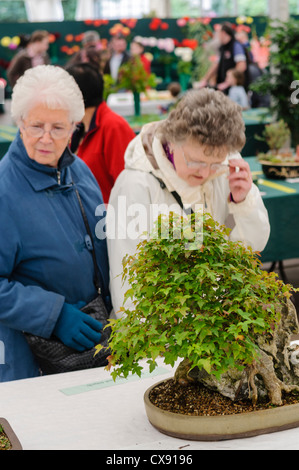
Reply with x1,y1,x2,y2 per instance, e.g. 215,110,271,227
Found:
107,88,270,317
0,65,111,382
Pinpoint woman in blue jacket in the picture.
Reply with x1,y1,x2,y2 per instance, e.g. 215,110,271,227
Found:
0,65,111,381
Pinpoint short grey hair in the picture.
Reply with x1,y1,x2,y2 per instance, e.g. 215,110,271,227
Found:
11,65,85,124
158,88,246,153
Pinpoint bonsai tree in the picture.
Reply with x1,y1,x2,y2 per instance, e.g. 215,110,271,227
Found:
256,119,294,162
258,120,291,154
99,212,299,406
251,18,299,147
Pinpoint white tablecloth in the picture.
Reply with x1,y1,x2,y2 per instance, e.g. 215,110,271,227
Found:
1,357,299,450
107,92,173,116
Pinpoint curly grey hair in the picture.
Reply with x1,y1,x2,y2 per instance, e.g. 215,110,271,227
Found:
11,65,85,124
158,88,246,153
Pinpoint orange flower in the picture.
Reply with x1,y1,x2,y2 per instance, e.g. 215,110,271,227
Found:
65,34,74,42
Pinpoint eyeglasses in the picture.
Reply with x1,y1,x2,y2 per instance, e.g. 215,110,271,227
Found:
181,147,229,174
21,123,73,140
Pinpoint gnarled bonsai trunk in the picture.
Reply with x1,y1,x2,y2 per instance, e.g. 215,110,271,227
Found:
175,299,299,406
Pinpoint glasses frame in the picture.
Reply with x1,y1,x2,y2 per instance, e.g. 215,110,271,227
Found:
181,147,229,174
21,121,74,140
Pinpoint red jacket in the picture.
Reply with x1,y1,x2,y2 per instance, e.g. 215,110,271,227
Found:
77,102,135,204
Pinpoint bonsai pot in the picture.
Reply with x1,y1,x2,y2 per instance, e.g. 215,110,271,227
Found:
260,160,299,180
0,418,22,450
144,379,299,441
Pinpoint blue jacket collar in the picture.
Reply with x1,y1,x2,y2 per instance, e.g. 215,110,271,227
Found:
9,131,78,192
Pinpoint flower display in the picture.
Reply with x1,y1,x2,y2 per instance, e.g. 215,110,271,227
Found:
117,56,157,93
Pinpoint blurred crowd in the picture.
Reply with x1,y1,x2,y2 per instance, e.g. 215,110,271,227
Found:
2,23,269,111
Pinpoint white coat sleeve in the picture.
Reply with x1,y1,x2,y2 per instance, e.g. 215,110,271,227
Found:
228,182,270,252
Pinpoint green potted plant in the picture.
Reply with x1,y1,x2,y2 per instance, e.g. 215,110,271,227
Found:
98,212,299,440
116,57,157,116
256,120,299,179
251,18,299,149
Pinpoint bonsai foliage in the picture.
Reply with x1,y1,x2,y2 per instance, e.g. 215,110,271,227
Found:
257,120,291,154
251,18,299,145
104,212,295,382
255,119,296,163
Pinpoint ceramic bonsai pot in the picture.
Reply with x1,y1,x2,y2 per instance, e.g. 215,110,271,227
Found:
144,379,299,441
0,418,22,450
260,160,299,180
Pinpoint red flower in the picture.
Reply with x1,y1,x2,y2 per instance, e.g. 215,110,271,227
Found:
181,39,198,50
149,18,162,30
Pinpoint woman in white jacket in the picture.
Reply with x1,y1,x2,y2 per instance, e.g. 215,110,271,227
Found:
106,88,270,317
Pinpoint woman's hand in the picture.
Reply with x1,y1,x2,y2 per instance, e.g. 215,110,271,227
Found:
228,158,252,203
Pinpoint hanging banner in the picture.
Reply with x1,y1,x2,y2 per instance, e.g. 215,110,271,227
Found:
24,0,64,22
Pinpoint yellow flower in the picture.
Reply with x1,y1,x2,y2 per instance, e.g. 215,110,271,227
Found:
1,36,11,47
11,36,20,46
236,16,246,24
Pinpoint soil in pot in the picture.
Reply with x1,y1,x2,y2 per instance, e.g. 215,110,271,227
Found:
149,379,299,416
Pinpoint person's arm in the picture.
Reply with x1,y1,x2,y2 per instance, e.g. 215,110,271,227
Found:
233,42,247,73
227,156,270,252
196,62,219,88
235,61,247,73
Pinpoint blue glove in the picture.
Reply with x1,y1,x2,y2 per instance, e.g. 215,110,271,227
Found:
53,302,103,352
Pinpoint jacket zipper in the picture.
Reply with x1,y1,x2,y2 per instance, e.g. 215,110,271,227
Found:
203,191,207,210
57,170,61,185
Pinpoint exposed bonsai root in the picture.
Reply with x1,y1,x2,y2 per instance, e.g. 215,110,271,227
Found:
247,363,258,405
174,300,299,406
174,358,195,385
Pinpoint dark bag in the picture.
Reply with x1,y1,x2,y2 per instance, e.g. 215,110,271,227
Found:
24,295,111,375
24,177,111,375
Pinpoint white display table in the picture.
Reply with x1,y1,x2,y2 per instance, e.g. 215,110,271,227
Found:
107,91,173,116
1,359,299,450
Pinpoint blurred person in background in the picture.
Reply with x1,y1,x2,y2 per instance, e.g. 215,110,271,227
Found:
130,39,151,75
198,23,249,93
67,63,135,204
7,30,50,88
103,34,130,82
66,30,104,73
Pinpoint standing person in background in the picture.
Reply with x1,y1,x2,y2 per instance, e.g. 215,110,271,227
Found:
7,30,50,88
67,63,136,205
66,30,103,72
198,23,249,93
103,34,130,82
130,39,151,75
